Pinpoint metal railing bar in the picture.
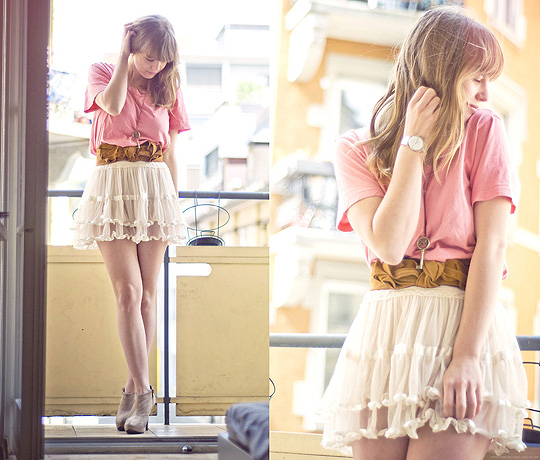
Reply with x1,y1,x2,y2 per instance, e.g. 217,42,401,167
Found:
47,190,84,197
270,333,540,351
270,333,345,349
517,336,540,351
47,190,269,200
178,191,269,200
163,247,170,425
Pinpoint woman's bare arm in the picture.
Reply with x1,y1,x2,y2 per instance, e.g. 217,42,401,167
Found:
442,197,511,419
95,24,133,116
164,130,179,193
346,87,440,265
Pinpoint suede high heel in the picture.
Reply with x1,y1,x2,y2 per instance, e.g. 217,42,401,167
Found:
124,386,156,434
115,388,136,431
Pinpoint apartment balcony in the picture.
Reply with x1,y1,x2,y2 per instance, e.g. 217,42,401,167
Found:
285,0,462,82
44,191,269,459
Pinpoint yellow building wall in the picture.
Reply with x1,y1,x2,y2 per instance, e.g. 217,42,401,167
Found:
272,0,322,165
271,0,394,166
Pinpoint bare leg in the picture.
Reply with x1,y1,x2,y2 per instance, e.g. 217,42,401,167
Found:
352,437,409,460
98,239,149,395
123,239,168,392
406,424,489,460
351,407,409,460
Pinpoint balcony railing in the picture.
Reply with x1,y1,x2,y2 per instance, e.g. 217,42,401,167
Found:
270,333,540,350
45,190,269,453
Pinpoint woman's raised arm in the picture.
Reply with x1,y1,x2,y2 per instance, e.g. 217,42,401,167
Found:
346,87,440,265
95,24,133,116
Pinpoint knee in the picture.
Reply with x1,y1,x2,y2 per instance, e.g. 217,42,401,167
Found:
140,288,157,314
116,283,143,314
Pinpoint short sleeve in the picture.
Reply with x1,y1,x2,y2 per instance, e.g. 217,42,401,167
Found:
468,110,519,214
84,63,113,113
334,130,385,232
168,88,191,133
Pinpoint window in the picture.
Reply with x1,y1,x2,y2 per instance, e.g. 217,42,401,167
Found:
186,64,222,87
485,0,526,46
323,291,365,389
204,148,219,177
339,82,387,134
298,279,370,430
319,54,392,161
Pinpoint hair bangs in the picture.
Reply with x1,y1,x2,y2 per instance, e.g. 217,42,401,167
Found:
464,23,504,80
139,34,176,63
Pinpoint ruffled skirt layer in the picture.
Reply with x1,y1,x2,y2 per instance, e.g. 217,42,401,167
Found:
73,161,187,250
319,286,529,457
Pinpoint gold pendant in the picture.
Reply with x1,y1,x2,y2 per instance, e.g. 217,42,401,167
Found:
416,236,430,270
132,131,141,148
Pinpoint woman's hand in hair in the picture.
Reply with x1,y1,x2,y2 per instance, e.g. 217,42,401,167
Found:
121,22,135,58
94,23,133,116
403,86,440,140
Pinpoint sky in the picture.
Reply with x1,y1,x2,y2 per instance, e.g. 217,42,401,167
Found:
51,0,272,74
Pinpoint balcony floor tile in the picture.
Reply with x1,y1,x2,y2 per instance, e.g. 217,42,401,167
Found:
45,455,217,460
44,425,77,437
149,423,226,437
71,425,154,438
45,423,225,438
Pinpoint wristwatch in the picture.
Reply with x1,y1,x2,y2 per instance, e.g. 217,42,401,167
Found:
401,135,424,152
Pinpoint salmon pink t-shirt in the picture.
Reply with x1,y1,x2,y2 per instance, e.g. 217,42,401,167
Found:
84,62,191,155
334,109,519,266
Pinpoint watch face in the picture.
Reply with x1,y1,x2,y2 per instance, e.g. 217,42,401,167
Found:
409,136,424,151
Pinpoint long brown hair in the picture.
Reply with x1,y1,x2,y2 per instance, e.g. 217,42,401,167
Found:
130,15,180,109
366,7,504,184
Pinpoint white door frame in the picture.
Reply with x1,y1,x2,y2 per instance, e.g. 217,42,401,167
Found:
1,0,49,459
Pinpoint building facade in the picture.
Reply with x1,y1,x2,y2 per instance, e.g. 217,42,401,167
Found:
270,0,539,433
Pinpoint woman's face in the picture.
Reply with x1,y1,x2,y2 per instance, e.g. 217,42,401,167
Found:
132,52,167,80
462,75,490,119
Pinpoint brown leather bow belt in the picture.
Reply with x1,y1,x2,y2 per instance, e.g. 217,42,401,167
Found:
370,258,470,291
96,142,163,166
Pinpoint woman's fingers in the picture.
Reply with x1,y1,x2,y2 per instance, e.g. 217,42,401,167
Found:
409,85,429,104
442,357,483,420
424,92,440,114
443,381,455,418
121,23,135,57
443,382,478,419
455,384,467,420
404,86,440,138
415,87,439,113
474,385,483,418
466,386,478,419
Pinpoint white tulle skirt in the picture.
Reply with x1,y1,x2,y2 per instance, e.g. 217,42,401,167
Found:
73,161,187,250
319,286,529,457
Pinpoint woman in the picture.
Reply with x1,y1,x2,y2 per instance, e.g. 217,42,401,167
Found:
320,7,528,459
74,15,190,433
